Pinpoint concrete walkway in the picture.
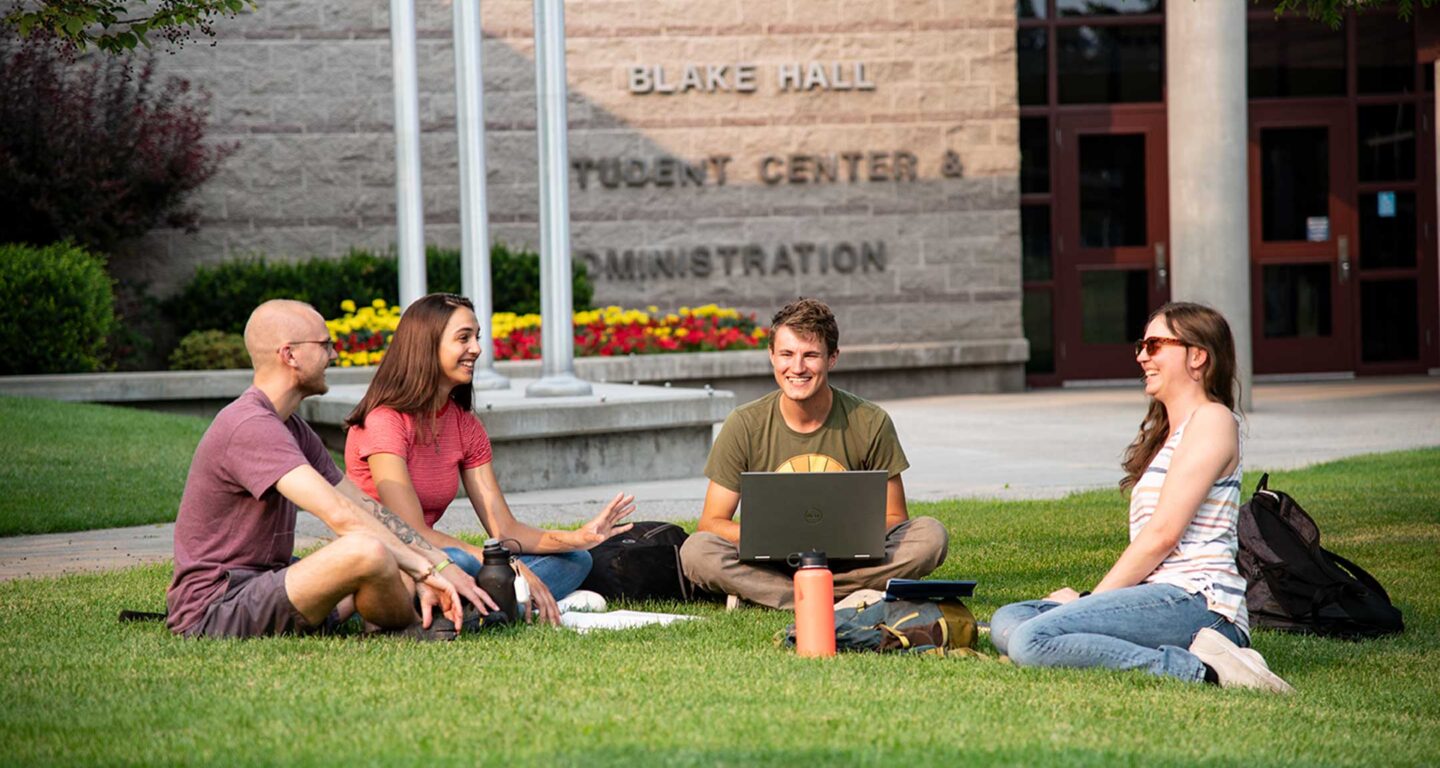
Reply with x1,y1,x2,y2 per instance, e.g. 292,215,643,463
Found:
2,376,1436,581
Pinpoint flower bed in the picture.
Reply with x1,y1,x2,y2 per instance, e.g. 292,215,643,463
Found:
326,301,766,367
327,299,400,367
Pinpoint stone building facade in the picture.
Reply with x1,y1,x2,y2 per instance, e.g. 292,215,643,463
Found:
130,0,1024,363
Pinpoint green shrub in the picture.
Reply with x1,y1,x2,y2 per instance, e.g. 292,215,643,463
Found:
168,330,250,370
0,242,116,374
163,244,593,336
0,38,233,254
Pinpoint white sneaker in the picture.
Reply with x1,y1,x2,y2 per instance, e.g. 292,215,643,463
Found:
556,590,607,614
1189,628,1295,694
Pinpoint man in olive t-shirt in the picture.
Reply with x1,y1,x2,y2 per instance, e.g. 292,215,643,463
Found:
680,298,948,609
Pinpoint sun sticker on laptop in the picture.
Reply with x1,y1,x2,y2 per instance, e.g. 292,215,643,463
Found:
773,453,848,473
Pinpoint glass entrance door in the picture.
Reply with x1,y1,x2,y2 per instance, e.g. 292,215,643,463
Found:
1249,104,1356,373
1054,110,1170,379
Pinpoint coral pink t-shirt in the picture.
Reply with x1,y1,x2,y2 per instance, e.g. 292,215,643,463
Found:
345,401,493,526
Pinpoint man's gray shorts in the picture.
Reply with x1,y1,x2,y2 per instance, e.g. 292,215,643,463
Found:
186,567,340,639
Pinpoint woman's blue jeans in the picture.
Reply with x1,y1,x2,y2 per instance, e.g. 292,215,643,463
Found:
990,583,1248,683
444,547,592,600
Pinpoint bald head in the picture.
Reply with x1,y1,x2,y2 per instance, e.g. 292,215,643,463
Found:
244,299,326,371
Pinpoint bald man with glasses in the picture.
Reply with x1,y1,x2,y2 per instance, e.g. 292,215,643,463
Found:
166,299,497,640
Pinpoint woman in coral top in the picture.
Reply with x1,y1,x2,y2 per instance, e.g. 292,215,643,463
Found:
344,293,635,625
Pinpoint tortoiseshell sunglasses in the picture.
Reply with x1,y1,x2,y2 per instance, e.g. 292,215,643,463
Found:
1134,336,1186,357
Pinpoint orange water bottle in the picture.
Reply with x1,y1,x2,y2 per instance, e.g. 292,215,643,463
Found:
794,550,836,658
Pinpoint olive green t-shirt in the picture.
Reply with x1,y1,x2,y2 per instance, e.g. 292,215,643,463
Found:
704,387,909,492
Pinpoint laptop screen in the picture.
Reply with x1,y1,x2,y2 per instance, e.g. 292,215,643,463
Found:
737,471,887,562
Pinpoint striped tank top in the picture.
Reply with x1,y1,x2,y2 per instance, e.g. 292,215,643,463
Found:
1128,411,1249,638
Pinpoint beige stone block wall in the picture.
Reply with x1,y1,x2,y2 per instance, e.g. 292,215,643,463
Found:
127,0,1019,347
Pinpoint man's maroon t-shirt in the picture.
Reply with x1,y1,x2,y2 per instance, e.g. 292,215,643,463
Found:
166,387,343,634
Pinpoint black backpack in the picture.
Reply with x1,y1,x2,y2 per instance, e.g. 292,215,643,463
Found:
579,521,696,602
1237,474,1404,639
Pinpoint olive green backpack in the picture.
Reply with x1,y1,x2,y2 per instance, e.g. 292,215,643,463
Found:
780,595,980,656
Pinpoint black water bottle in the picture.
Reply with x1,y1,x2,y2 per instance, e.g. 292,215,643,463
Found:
474,539,519,625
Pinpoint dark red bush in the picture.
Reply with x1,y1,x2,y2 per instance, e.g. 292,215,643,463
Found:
0,37,235,253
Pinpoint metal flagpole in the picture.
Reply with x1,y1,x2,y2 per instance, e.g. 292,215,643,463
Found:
389,0,426,307
526,0,591,397
454,0,509,389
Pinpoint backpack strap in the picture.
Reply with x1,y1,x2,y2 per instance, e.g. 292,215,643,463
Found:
1323,549,1395,603
119,610,167,623
1254,473,1270,494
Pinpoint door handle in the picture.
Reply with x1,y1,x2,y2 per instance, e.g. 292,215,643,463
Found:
1155,243,1168,289
1338,235,1351,283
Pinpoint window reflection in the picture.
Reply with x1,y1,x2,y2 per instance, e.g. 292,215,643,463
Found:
1021,117,1050,194
1057,25,1163,104
1024,290,1055,374
1359,191,1416,269
1361,280,1419,361
1018,28,1049,106
1017,0,1046,19
1357,104,1415,183
1079,134,1147,248
1058,0,1161,15
1357,14,1414,94
1022,205,1053,282
1248,17,1345,98
1261,127,1329,242
1263,264,1332,338
1081,270,1149,345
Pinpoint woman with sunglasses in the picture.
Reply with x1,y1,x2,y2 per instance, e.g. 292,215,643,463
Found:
343,293,635,625
990,302,1292,692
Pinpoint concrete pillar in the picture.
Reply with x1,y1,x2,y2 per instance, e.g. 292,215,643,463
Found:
1166,0,1252,410
389,0,426,307
526,0,591,397
453,0,509,390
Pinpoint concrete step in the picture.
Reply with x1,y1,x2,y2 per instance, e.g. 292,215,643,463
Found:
301,380,735,492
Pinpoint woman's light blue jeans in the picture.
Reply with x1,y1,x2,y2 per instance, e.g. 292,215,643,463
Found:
990,583,1248,683
444,547,592,600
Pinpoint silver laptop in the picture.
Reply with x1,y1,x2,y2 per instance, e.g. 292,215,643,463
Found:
738,471,887,562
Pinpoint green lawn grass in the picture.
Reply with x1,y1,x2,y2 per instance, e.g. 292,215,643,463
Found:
1,449,1436,766
0,397,210,536
0,397,347,537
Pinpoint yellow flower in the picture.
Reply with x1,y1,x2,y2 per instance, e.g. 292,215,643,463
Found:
372,298,387,310
674,328,689,338
340,299,357,313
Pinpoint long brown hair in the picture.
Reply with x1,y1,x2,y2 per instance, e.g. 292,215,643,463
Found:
1119,302,1239,490
345,293,476,443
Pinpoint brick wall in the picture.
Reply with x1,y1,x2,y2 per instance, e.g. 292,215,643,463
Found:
129,0,1021,346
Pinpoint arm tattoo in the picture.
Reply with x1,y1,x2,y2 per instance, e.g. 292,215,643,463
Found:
358,495,436,552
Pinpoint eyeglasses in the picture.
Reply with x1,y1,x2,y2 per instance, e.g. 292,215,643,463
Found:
1134,336,1187,357
286,339,337,354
